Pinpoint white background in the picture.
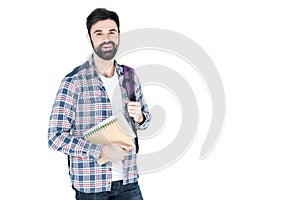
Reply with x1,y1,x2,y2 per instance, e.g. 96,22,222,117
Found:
1,0,299,199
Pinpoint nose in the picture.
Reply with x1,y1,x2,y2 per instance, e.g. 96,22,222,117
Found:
102,33,115,43
102,33,110,42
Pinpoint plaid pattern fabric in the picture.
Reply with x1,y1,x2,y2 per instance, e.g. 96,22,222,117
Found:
48,56,151,193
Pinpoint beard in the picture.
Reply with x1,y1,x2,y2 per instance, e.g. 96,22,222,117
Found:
93,41,119,60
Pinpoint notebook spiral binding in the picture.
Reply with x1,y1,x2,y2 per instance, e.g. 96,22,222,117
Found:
84,117,118,138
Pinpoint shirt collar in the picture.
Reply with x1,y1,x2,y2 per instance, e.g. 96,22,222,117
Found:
88,54,123,77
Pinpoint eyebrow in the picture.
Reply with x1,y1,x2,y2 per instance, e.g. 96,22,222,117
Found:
93,29,118,34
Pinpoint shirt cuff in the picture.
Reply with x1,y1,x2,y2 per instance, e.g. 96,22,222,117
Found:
87,142,102,160
136,112,150,130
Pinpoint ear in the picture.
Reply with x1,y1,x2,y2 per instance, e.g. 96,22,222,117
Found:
86,33,91,43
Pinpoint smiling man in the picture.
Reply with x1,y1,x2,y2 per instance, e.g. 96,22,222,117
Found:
48,8,151,200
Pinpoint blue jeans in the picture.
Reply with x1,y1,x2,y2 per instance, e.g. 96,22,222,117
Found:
73,181,144,200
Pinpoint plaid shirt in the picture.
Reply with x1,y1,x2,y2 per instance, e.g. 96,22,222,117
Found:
48,56,151,193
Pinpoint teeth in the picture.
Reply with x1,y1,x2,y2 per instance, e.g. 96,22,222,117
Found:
103,45,112,48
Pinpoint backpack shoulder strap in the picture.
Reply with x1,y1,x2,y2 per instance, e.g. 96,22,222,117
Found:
122,65,139,153
122,65,136,101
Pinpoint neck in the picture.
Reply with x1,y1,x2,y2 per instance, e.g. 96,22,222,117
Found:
93,54,115,78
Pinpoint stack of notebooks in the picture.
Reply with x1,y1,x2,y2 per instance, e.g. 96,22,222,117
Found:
83,112,135,164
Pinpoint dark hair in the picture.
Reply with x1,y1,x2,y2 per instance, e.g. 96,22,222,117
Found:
86,8,120,36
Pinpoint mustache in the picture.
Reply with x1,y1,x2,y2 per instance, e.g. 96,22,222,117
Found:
99,41,116,48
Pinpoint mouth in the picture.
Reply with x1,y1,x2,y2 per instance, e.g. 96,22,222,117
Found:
101,43,113,51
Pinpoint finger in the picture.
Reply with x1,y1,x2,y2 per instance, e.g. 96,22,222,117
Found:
127,103,140,113
127,104,141,111
128,112,137,119
129,111,142,119
119,144,131,151
127,108,141,114
115,143,131,151
127,101,141,106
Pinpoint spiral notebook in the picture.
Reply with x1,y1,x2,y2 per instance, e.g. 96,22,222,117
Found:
83,112,135,149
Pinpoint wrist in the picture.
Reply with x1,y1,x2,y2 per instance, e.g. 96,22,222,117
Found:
137,113,145,125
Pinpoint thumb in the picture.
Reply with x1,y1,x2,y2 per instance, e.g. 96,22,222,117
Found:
119,144,131,151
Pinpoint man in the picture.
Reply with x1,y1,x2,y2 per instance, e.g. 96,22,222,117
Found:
48,8,151,200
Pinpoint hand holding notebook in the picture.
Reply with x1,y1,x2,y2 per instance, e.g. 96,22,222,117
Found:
83,112,135,165
100,143,130,163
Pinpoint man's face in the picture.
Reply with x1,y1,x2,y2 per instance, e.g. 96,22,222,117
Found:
89,19,119,60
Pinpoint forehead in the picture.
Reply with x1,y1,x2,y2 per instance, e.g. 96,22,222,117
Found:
90,19,118,32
